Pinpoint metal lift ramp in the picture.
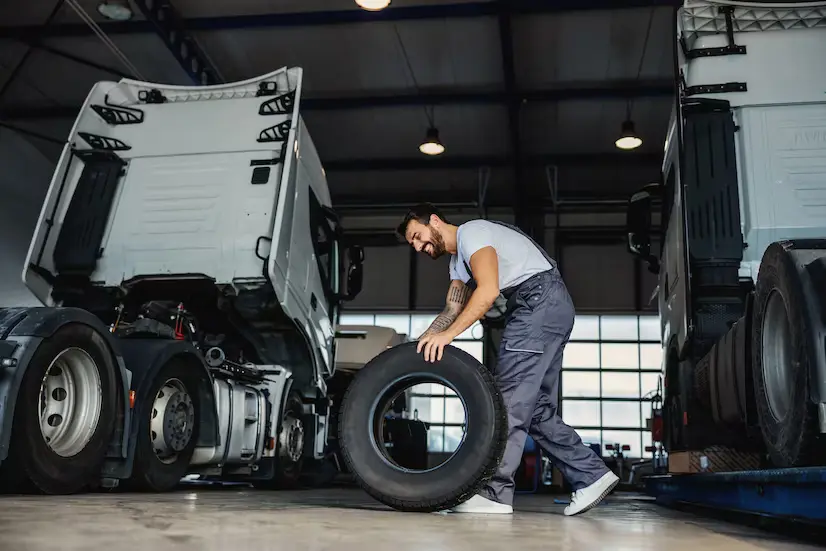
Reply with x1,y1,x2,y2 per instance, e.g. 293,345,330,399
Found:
644,467,826,523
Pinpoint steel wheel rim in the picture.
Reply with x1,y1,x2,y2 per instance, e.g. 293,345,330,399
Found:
150,378,195,464
762,289,794,421
37,347,103,457
279,411,304,464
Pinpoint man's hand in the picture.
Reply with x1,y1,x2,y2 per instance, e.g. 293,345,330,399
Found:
417,331,455,363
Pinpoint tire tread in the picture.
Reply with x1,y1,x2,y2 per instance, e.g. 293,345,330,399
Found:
338,345,508,513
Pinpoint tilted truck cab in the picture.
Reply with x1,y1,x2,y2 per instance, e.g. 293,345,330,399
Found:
626,1,826,468
0,67,364,493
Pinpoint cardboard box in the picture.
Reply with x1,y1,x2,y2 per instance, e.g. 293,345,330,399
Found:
668,446,761,474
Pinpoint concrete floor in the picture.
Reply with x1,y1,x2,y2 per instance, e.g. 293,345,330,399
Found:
0,487,822,551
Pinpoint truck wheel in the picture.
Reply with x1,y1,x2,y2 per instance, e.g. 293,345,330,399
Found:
126,358,201,492
0,323,118,494
274,390,305,488
338,342,507,513
251,389,305,490
752,242,825,467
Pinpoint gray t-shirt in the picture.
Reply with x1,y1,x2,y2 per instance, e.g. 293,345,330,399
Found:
448,219,552,290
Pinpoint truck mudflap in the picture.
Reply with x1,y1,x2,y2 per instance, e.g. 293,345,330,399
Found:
102,338,219,480
0,307,132,465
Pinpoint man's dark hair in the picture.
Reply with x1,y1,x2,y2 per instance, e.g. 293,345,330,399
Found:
396,202,449,240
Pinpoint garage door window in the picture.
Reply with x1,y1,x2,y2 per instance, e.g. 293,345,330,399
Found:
561,314,661,458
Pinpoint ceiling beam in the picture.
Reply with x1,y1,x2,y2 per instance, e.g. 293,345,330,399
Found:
131,0,223,85
0,79,674,122
0,0,681,40
323,153,661,171
496,0,530,236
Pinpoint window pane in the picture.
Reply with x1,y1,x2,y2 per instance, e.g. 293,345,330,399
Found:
600,315,639,341
641,373,661,399
411,383,434,395
602,401,642,428
410,314,437,338
639,316,661,342
576,429,603,452
339,314,375,326
601,343,639,369
562,343,600,369
562,371,600,398
427,426,445,453
601,372,641,399
570,315,600,341
374,314,411,336
411,383,448,396
562,399,600,427
640,343,662,370
409,396,444,423
642,431,653,453
603,429,643,458
452,341,483,363
455,321,482,341
444,426,466,453
444,397,467,424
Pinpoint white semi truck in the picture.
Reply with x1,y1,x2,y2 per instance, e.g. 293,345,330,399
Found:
626,0,826,468
0,67,367,494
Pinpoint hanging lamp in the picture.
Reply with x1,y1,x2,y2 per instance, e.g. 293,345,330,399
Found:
419,127,445,156
97,0,133,20
355,0,391,10
615,119,642,150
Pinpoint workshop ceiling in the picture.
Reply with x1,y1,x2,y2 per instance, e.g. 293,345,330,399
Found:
0,0,680,210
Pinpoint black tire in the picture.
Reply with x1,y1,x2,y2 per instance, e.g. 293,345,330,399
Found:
126,358,201,492
339,341,507,513
752,242,825,467
252,390,306,489
0,323,119,494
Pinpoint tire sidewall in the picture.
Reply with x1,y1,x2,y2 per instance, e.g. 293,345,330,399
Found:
13,323,118,494
752,245,813,466
339,343,501,506
131,358,202,491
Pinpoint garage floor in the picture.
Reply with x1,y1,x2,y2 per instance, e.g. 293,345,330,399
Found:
0,487,821,550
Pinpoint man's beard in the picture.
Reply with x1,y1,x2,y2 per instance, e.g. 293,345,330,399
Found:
426,227,447,259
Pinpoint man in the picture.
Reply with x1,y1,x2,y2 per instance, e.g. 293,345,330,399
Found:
397,203,619,516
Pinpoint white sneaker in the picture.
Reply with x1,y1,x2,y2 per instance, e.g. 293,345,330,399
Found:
563,471,619,516
448,494,513,514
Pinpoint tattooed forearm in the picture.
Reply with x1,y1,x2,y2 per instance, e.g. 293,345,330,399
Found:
447,282,472,307
419,312,457,338
418,281,470,338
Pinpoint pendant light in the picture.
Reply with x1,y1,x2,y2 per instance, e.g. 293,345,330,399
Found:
419,127,445,156
355,0,391,10
97,0,133,21
615,119,643,150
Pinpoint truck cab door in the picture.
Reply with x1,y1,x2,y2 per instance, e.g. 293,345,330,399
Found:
275,119,338,382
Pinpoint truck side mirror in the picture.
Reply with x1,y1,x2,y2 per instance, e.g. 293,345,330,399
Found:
626,186,660,275
339,245,364,301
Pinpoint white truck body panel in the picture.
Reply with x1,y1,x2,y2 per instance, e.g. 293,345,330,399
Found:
21,67,337,382
661,1,826,357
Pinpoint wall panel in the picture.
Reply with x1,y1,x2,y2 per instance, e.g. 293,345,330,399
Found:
560,243,636,311
0,128,56,306
345,245,411,310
